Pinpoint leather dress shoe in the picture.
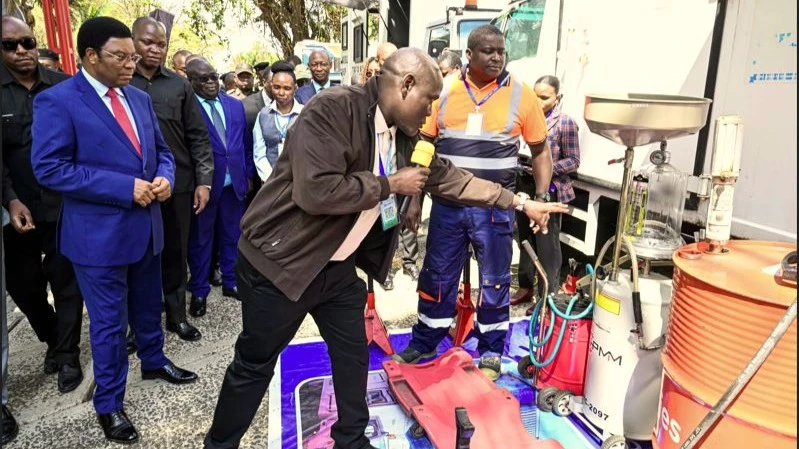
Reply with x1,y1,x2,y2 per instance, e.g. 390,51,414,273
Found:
44,355,58,374
382,274,394,291
403,265,420,281
58,363,84,393
189,295,207,317
126,328,137,355
210,268,223,287
142,362,198,384
166,321,202,341
97,410,139,444
222,286,239,300
1,405,19,445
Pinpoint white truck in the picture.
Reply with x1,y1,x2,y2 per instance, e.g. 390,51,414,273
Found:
336,0,508,85
492,0,797,256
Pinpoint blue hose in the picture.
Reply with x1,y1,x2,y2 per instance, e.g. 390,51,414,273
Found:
527,264,595,368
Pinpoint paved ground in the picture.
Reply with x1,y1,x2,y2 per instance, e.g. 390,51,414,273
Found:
3,204,535,449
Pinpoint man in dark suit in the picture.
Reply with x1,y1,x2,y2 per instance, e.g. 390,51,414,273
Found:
186,58,254,315
31,17,197,445
242,67,271,131
295,50,339,104
130,16,213,336
1,15,84,394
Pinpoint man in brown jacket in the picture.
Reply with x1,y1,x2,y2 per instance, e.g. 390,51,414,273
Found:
203,48,567,449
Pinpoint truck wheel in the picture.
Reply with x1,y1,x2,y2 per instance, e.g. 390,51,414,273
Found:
551,390,574,417
600,434,627,449
536,386,560,412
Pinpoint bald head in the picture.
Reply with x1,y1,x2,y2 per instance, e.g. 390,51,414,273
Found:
378,48,442,137
131,17,163,36
2,16,39,77
376,42,398,67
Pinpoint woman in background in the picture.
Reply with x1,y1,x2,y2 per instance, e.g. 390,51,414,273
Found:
253,61,304,182
360,56,379,84
512,75,581,312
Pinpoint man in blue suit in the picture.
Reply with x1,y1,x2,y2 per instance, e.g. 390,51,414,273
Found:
186,58,254,315
295,50,339,104
30,17,198,445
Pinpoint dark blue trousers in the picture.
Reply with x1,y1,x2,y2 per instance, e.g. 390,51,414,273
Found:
409,200,514,357
72,239,169,414
187,185,245,298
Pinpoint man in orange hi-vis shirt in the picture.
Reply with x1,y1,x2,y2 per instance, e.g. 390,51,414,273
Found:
394,24,554,381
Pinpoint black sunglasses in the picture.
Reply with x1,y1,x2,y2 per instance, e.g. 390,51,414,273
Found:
191,73,220,84
1,37,37,52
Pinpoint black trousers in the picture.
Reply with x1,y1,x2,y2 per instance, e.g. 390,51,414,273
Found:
398,194,425,270
3,221,83,365
204,253,371,449
515,173,563,296
160,192,193,295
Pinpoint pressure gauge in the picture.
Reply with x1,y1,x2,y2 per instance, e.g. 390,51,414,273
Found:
650,150,667,166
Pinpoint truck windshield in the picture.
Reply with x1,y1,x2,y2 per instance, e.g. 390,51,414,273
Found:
503,0,546,63
458,19,490,44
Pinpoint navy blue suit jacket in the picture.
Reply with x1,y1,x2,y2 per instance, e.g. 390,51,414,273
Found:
31,71,176,267
295,84,316,105
197,91,254,202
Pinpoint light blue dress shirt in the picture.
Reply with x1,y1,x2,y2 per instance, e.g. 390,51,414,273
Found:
195,94,232,187
312,79,331,93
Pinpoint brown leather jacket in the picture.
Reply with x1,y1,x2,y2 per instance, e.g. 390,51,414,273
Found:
239,76,515,301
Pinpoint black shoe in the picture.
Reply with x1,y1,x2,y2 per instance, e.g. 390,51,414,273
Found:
44,355,58,374
382,276,394,291
165,321,202,341
210,268,223,287
189,295,207,317
97,410,139,445
126,328,137,355
58,363,84,393
0,405,19,445
392,347,436,364
222,286,239,300
403,265,420,281
141,362,198,384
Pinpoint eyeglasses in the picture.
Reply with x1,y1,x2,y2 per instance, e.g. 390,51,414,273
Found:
190,74,220,84
100,49,142,64
1,37,37,52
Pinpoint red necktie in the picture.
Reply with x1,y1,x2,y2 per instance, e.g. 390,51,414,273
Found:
106,89,142,156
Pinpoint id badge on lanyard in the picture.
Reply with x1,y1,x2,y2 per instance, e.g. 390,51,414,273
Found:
378,137,399,231
463,74,505,136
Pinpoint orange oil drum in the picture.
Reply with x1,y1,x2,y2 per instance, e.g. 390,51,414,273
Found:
653,240,797,449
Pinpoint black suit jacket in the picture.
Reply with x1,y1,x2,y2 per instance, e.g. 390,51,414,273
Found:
243,91,268,131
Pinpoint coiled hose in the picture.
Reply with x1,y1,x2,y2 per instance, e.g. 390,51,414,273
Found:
527,264,595,368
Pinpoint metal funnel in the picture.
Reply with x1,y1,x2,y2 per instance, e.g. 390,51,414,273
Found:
584,93,712,148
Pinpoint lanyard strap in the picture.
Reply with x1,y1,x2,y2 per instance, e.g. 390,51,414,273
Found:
463,73,507,111
377,132,393,177
274,113,293,139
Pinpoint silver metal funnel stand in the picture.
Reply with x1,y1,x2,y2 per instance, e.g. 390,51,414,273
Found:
583,93,712,280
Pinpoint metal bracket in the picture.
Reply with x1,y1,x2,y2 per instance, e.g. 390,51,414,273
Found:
687,174,712,198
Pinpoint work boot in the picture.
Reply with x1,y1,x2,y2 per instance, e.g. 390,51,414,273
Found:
164,290,201,341
478,356,502,381
392,347,436,364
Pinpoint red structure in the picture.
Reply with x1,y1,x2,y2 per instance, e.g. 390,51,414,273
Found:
364,277,394,355
41,0,77,75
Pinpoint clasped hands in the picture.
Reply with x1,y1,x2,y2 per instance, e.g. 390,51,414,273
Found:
133,177,171,207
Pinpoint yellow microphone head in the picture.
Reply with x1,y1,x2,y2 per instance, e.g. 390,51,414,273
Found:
410,140,435,167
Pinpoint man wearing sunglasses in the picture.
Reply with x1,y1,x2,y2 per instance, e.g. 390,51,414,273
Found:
129,16,213,341
185,57,254,317
1,16,86,401
30,16,198,445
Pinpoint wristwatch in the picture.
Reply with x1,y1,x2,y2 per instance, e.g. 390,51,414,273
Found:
534,192,551,202
515,192,531,211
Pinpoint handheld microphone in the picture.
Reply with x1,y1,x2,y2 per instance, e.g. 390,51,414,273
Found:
399,140,435,216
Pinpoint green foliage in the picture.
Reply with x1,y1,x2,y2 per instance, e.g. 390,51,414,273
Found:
232,40,278,66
